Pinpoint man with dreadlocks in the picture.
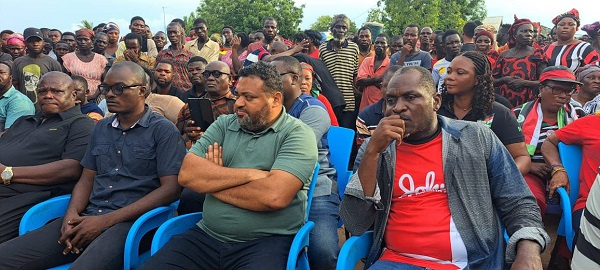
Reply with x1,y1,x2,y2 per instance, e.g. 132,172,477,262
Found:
493,15,548,108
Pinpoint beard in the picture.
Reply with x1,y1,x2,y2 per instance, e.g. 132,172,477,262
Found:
334,36,346,44
155,80,172,88
237,102,271,132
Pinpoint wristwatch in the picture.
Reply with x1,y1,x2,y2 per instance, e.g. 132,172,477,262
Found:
1,167,13,185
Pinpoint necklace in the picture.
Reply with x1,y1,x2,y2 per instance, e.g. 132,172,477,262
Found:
454,103,472,112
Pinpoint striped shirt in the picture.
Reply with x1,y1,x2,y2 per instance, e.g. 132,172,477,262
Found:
319,39,359,111
544,41,600,71
572,173,600,270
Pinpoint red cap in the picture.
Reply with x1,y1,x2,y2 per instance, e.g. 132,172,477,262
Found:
539,69,583,85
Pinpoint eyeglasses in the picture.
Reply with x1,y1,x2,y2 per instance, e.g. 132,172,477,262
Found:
98,83,142,95
543,84,577,96
202,70,228,78
279,72,297,77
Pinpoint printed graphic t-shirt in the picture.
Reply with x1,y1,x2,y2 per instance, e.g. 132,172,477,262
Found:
380,133,468,269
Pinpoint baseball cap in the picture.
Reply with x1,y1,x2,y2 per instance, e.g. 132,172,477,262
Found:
23,27,43,41
539,67,583,85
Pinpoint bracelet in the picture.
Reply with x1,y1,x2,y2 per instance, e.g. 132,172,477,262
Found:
550,164,564,171
551,168,567,177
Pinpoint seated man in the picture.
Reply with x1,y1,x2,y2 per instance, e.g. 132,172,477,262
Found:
0,61,186,269
272,56,338,269
72,75,104,123
355,65,400,149
0,71,94,244
153,60,185,101
141,61,318,269
177,60,236,152
340,66,550,269
0,61,35,136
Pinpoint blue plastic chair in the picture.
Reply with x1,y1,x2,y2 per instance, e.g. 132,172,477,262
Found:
327,126,355,199
19,195,179,270
336,231,373,270
557,142,582,251
151,163,320,270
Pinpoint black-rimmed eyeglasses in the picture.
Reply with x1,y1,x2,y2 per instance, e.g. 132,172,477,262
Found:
98,84,143,95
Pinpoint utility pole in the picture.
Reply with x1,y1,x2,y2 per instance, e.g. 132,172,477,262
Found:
163,6,167,32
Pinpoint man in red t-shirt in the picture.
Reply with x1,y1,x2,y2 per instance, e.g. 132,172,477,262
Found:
542,115,600,228
341,66,549,269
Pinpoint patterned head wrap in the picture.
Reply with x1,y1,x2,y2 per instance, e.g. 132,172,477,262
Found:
582,21,600,38
576,64,600,82
103,22,120,33
6,35,25,47
553,8,580,26
508,15,533,49
76,29,95,40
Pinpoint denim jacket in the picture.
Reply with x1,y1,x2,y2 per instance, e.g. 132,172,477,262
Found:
340,116,550,269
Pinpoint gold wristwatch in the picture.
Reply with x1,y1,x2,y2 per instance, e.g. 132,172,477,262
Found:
1,167,13,185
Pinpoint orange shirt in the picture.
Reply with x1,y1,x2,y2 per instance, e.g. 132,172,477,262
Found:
357,55,389,111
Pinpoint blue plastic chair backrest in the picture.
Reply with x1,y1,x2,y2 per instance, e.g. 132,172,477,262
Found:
306,162,320,222
327,126,354,196
558,142,582,207
336,231,374,270
19,194,71,235
150,212,204,255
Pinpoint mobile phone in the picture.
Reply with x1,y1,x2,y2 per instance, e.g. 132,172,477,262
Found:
188,98,215,131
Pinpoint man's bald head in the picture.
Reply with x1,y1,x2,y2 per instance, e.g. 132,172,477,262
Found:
270,41,288,54
204,60,232,97
37,71,77,117
205,60,230,74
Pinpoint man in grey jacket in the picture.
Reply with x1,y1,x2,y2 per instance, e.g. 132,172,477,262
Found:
340,66,549,269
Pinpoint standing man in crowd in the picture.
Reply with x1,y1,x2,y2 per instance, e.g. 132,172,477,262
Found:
357,34,390,111
12,27,63,106
341,66,549,269
357,27,374,67
461,22,477,52
420,27,434,53
390,24,433,70
184,18,220,62
433,30,462,92
116,16,158,58
247,18,279,54
0,71,95,244
319,14,359,129
141,61,318,269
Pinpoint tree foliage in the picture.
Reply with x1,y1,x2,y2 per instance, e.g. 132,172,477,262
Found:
192,0,304,38
367,0,486,35
309,15,358,35
78,20,94,30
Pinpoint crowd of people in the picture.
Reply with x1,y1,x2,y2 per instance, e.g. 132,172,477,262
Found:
0,6,599,270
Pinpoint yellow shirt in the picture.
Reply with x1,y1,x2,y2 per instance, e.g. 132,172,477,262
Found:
114,52,156,70
184,39,220,62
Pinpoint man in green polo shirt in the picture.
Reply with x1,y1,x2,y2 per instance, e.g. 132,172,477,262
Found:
0,61,34,136
141,61,318,269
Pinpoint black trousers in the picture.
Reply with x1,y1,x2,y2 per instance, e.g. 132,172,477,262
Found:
177,188,206,214
0,182,74,244
140,226,294,270
0,217,134,270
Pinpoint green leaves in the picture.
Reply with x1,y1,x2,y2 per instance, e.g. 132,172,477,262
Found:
367,0,486,35
191,0,304,38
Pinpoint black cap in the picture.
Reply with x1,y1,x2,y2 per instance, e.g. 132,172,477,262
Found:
23,27,43,41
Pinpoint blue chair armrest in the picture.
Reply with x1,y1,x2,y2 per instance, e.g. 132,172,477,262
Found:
151,212,204,255
124,201,179,269
337,231,373,270
556,187,574,251
19,194,72,235
286,221,314,270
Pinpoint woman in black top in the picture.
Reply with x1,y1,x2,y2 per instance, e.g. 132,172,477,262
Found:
438,51,531,175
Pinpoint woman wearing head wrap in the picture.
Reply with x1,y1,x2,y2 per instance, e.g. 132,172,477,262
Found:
544,9,599,71
492,16,548,107
103,22,120,57
571,65,600,114
62,29,108,101
6,35,26,60
300,62,338,126
582,21,600,54
475,30,499,67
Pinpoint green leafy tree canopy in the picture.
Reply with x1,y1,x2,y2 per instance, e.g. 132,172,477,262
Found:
192,0,304,39
367,0,486,35
309,15,358,35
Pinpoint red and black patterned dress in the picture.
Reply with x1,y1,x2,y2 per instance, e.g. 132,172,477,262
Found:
544,41,599,71
493,48,548,107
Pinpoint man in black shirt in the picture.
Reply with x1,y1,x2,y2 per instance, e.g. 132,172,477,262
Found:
0,61,185,269
0,71,94,243
153,60,184,100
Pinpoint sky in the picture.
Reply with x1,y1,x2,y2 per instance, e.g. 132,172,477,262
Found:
0,0,598,35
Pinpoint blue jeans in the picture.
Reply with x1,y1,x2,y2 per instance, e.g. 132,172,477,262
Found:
368,260,426,270
308,193,341,270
